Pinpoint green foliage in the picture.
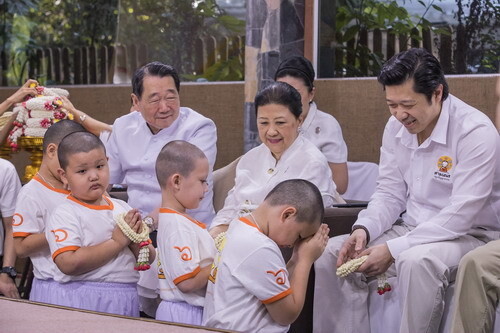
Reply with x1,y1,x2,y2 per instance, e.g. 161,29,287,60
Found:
334,0,445,76
455,0,499,73
117,0,244,78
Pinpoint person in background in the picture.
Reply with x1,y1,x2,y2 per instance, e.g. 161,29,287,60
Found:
0,79,38,298
0,158,21,298
209,81,341,238
0,79,38,145
13,120,85,303
448,75,500,333
275,56,349,194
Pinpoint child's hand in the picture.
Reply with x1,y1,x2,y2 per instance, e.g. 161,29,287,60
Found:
124,209,142,233
297,224,330,262
111,224,130,248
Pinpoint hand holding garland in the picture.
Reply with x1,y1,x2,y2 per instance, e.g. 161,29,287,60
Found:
0,79,38,117
60,96,112,137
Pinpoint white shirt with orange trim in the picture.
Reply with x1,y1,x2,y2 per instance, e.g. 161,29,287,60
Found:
211,135,339,229
13,175,70,280
46,195,139,283
105,109,217,225
203,217,291,333
301,102,348,163
157,208,216,307
0,159,21,256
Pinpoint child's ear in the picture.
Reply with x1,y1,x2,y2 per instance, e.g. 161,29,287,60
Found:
171,174,182,189
47,143,57,159
280,206,297,224
57,168,68,187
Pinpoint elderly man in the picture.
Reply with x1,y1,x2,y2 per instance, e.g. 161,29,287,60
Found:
105,62,217,317
313,48,500,333
106,62,217,225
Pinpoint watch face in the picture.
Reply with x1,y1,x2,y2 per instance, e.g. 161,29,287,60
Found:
1,267,16,278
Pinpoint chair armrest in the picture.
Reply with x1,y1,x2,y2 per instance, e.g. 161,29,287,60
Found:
324,207,364,237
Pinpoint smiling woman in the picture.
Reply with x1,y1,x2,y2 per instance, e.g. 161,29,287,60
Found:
209,81,342,237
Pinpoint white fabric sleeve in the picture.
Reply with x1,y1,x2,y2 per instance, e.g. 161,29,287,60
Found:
233,245,291,304
354,120,408,241
0,161,21,217
46,206,83,258
322,117,348,163
160,226,202,284
189,119,217,171
13,190,43,236
105,122,125,185
294,158,336,207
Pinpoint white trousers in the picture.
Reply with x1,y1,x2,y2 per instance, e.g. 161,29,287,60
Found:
313,222,487,333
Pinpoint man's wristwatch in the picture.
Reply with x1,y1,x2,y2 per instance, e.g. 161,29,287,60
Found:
143,216,155,231
0,266,17,280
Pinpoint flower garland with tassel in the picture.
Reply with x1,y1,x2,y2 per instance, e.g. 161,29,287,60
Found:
115,213,152,271
336,255,392,295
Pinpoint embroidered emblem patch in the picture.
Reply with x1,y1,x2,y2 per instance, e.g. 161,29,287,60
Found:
434,156,453,181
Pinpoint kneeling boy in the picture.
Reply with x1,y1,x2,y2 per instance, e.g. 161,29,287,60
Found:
203,179,329,332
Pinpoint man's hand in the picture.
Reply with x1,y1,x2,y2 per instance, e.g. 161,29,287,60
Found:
0,274,19,299
337,228,367,268
358,243,394,276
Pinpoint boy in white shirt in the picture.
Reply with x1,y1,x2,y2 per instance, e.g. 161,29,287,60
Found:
46,131,155,316
13,119,85,303
203,179,330,333
155,140,216,325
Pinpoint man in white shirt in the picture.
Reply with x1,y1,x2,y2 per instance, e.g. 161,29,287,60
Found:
106,62,217,225
313,48,500,333
105,62,217,316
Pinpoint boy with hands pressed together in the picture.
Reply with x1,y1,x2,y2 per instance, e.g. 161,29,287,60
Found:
203,179,329,333
154,141,216,325
46,131,154,316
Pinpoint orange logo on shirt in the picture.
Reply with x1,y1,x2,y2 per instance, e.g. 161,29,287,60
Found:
51,229,68,242
266,269,287,285
174,246,192,261
437,156,452,173
12,213,23,226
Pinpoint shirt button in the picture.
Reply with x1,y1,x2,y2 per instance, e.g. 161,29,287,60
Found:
144,157,149,161
416,177,421,181
267,168,274,174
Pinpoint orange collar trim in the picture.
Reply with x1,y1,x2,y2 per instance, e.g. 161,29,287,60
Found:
159,208,207,229
239,216,262,233
67,195,114,210
33,175,70,195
